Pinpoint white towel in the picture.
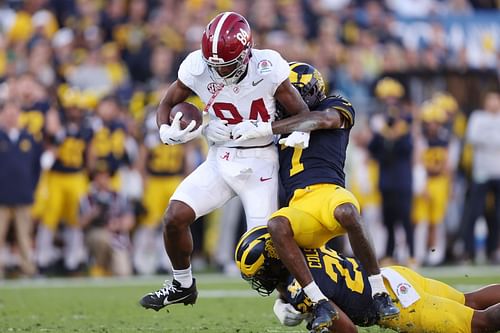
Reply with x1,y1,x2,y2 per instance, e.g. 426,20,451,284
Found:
381,268,420,308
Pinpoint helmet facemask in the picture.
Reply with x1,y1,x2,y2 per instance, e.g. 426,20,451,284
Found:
242,257,287,296
205,47,250,86
292,78,326,110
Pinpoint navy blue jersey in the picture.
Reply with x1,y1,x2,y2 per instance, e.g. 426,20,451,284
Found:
0,129,41,205
19,100,51,142
92,120,128,174
52,124,94,173
282,247,378,327
279,96,355,204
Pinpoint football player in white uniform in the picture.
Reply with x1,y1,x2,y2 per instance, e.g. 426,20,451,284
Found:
140,12,309,311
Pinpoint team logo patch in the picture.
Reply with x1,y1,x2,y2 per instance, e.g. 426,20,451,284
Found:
19,139,32,152
207,82,223,94
396,282,411,296
257,60,273,74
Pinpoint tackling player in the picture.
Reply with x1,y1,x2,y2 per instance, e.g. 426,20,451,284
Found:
232,62,398,332
139,11,310,310
236,226,500,333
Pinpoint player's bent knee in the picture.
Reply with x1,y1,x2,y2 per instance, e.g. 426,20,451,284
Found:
163,200,196,230
334,203,361,229
268,216,293,237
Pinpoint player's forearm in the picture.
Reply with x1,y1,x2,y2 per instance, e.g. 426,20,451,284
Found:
271,110,341,134
156,100,171,128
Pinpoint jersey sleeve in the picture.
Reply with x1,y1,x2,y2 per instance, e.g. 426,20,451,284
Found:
329,96,355,128
177,50,205,89
268,50,290,94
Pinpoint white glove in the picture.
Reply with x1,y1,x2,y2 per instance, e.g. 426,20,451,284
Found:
278,131,310,149
40,150,55,170
232,120,273,142
159,112,202,145
273,298,308,327
202,119,231,143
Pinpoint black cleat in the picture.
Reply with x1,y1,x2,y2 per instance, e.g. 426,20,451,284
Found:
140,279,198,311
310,300,339,333
373,292,400,319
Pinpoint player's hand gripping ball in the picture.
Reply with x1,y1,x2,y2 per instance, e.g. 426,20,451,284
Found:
169,102,202,131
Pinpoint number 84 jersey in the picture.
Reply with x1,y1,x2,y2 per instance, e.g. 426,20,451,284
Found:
178,49,290,148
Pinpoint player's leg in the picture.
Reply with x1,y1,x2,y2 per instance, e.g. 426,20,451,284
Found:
268,186,345,332
62,173,87,272
465,285,500,310
140,155,234,311
334,200,399,319
231,144,279,230
36,172,64,271
472,303,500,333
267,212,338,333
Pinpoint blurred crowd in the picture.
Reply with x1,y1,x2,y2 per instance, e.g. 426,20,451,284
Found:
0,0,499,279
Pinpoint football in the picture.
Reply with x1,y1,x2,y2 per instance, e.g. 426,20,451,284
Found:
169,102,203,131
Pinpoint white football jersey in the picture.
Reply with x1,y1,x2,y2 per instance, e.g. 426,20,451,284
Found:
178,48,289,147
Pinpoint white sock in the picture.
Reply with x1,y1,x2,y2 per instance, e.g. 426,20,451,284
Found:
173,266,193,288
303,281,327,303
368,273,387,296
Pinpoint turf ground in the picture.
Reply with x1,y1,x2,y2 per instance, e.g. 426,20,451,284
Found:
1,266,499,333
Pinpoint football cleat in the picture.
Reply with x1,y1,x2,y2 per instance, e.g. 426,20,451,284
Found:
310,299,338,333
139,279,198,311
373,292,400,319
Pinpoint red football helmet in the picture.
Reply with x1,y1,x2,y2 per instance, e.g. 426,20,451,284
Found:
201,12,253,85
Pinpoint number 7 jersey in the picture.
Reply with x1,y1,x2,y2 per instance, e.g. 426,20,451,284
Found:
178,49,290,147
278,96,356,204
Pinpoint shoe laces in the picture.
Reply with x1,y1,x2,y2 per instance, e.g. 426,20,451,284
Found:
154,280,179,298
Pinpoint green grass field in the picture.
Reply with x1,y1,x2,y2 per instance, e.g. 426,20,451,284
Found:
0,266,499,333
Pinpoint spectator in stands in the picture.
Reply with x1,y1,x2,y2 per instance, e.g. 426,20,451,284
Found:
35,88,93,275
80,161,134,277
463,92,500,262
368,77,415,264
0,100,39,278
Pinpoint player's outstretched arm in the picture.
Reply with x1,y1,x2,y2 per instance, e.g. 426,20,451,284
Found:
271,95,353,134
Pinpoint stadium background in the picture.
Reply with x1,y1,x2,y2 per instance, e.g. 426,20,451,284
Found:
0,0,499,280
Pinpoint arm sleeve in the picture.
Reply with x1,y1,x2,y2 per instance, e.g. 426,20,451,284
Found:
178,52,200,89
270,51,291,95
329,96,355,128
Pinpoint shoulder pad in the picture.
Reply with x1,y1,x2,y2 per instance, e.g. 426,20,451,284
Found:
325,95,355,127
180,50,206,77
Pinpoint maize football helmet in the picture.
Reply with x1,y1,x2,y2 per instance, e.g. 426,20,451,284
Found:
201,12,253,86
235,226,287,296
288,62,326,109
